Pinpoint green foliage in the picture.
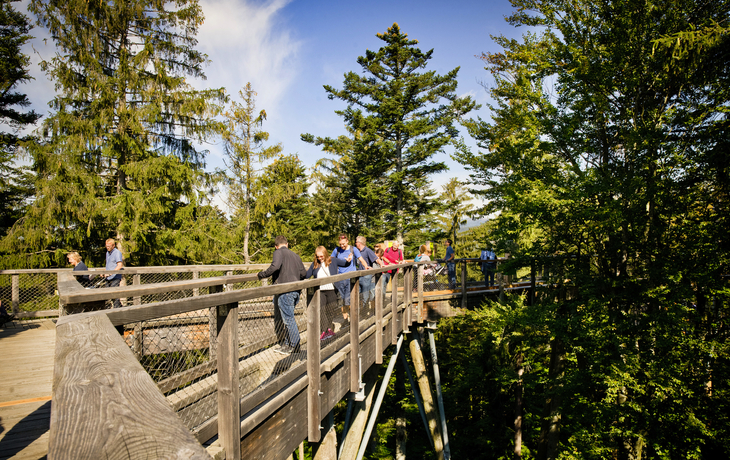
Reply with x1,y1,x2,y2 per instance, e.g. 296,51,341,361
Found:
221,83,282,264
304,23,477,242
453,0,730,457
0,0,226,268
0,0,40,238
249,154,312,260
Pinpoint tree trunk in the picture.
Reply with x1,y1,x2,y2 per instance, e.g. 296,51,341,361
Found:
514,353,524,460
396,355,407,460
537,339,564,460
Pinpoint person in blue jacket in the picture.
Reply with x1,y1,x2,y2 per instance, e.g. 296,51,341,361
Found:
305,246,349,339
331,234,370,320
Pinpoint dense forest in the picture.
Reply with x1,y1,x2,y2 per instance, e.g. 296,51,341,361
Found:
1,0,729,458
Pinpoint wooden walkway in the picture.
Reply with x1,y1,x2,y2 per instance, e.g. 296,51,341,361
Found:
0,321,56,460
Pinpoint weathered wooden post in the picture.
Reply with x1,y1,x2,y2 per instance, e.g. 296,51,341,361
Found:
216,297,241,460
391,270,399,345
11,274,19,316
409,329,445,460
132,274,142,358
350,278,361,393
461,260,467,309
404,267,412,331
307,290,322,442
192,270,199,297
375,273,384,364
530,258,536,306
208,284,223,359
417,264,424,323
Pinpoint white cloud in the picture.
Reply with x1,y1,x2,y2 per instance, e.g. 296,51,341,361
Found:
197,0,301,115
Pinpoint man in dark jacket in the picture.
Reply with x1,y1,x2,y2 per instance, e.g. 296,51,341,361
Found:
258,235,307,355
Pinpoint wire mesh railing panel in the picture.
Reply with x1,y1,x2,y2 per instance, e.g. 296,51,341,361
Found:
0,273,59,315
234,291,309,400
357,274,377,323
122,308,214,431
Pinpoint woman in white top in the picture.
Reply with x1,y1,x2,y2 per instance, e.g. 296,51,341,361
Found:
306,246,350,338
413,244,434,290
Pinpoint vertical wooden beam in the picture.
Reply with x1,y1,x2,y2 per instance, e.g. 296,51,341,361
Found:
11,274,19,316
404,267,412,329
133,274,141,306
217,299,241,460
225,270,233,291
530,258,536,306
409,330,445,460
460,261,467,309
499,262,505,304
192,270,199,297
312,410,337,460
209,284,223,359
374,274,383,364
391,271,398,345
132,274,143,359
350,279,361,393
417,265,424,323
307,290,322,442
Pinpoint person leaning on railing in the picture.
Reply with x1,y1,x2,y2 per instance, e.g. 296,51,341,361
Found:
67,252,91,287
257,235,307,355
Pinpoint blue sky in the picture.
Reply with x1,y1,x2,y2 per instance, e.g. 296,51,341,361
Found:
20,0,524,211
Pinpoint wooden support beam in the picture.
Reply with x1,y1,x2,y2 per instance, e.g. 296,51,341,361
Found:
409,330,445,460
11,274,19,316
391,274,398,345
217,299,241,460
417,265,424,323
374,274,383,364
308,290,322,442
460,261,467,309
350,280,360,393
339,365,379,460
404,267,412,332
312,410,336,460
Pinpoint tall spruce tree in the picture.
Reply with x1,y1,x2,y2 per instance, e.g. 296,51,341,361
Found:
455,0,730,457
0,0,226,267
221,83,282,264
303,23,477,242
437,177,473,248
0,0,40,238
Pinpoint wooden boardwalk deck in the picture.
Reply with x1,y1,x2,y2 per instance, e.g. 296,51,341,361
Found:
0,321,56,460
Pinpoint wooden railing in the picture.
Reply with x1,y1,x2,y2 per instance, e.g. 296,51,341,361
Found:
49,258,537,459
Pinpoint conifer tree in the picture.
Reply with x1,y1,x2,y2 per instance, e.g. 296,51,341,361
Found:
303,23,477,242
0,0,40,237
1,0,225,267
221,83,282,264
437,177,473,248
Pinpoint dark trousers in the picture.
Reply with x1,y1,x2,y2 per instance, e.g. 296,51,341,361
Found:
107,278,122,309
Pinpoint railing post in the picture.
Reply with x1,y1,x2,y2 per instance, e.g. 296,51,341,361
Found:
530,258,536,306
132,274,143,358
209,284,223,359
307,290,322,442
404,267,412,333
133,274,141,306
226,270,233,291
350,278,361,393
374,273,383,364
192,270,199,297
461,260,467,309
499,261,505,303
11,274,19,316
217,299,241,460
417,264,424,322
391,270,398,345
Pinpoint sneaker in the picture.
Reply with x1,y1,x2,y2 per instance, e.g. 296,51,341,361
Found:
320,328,335,340
274,344,294,355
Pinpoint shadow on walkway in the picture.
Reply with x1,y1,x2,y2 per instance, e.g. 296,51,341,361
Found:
0,400,50,459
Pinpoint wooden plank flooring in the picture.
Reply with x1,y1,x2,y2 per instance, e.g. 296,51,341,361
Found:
0,321,56,460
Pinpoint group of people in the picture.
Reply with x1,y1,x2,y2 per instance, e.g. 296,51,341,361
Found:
257,234,407,356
